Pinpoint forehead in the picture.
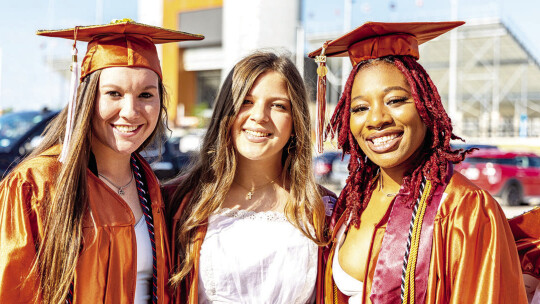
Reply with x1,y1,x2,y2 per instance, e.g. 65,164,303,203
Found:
352,61,409,92
249,71,287,92
98,67,159,85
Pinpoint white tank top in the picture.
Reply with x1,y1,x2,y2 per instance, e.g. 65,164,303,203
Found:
332,216,364,304
134,216,153,304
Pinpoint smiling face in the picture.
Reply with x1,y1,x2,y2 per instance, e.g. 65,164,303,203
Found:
349,61,427,171
91,67,161,158
231,70,293,163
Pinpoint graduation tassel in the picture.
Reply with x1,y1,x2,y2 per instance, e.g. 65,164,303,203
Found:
315,42,329,154
59,27,80,163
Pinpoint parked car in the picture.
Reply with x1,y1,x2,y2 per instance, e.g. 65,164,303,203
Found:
332,153,351,189
140,135,197,182
451,143,498,150
0,109,59,179
313,151,342,183
455,149,540,206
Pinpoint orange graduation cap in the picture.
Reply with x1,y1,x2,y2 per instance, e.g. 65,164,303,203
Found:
36,19,204,162
37,18,204,80
308,21,464,152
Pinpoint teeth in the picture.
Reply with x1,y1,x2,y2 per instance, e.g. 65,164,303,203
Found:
115,125,138,133
372,134,398,146
244,129,270,137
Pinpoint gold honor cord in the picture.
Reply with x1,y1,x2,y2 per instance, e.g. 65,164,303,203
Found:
402,180,432,304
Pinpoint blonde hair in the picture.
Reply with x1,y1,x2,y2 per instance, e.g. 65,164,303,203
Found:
167,51,326,286
22,69,168,303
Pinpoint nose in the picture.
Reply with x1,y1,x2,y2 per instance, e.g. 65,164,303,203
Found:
366,102,391,130
249,101,269,123
119,95,140,119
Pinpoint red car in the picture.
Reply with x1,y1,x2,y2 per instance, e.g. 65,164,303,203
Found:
455,149,540,205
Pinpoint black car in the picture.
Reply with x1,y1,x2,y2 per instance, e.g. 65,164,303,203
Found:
140,135,197,182
0,109,59,179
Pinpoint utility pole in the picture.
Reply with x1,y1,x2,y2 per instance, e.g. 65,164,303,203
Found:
342,0,352,88
448,0,460,133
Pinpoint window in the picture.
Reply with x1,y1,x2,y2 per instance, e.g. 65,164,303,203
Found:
196,70,221,108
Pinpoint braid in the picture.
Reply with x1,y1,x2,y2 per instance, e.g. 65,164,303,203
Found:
327,56,471,226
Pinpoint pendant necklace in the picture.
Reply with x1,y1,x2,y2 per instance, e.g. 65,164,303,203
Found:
98,171,134,196
234,174,281,200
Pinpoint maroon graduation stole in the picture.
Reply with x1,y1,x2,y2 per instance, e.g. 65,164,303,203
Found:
370,165,453,304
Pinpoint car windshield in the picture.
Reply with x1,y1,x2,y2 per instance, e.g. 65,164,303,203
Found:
0,112,50,151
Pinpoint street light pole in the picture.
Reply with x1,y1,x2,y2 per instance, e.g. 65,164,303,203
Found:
0,47,3,111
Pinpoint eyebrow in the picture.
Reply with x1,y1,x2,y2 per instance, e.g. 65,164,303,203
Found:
351,86,411,102
245,94,291,102
383,86,410,94
100,84,158,90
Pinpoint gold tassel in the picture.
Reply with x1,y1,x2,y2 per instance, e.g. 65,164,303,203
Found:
315,42,329,154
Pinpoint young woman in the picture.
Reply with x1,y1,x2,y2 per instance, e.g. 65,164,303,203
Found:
164,51,334,303
309,21,527,303
0,20,202,303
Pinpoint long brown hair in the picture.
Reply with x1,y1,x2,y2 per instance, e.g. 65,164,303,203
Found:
167,51,326,286
328,55,470,227
23,69,168,303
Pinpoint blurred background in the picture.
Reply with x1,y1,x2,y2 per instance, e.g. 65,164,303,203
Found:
0,0,539,216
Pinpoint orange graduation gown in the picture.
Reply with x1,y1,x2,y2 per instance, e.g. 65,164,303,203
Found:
0,146,171,303
509,207,540,301
317,172,527,304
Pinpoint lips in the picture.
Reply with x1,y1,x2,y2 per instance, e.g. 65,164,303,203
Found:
367,131,403,153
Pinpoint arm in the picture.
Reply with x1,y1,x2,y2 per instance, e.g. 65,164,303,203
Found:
0,172,41,303
446,189,527,304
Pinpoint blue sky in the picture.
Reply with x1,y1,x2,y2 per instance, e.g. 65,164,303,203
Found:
0,0,137,111
0,0,538,111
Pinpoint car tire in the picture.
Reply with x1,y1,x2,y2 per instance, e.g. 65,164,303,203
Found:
501,182,522,206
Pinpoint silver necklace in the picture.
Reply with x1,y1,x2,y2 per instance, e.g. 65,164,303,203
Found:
98,171,134,196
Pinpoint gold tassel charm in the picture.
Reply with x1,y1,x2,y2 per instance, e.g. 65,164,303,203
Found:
315,42,329,153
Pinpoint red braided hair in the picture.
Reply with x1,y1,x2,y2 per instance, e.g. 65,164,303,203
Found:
327,55,470,227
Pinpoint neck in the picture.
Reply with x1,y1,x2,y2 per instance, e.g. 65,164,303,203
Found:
234,156,283,188
91,146,132,183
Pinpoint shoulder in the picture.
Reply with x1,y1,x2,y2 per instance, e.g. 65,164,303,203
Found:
436,171,505,221
5,148,60,184
509,206,540,239
1,151,60,209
